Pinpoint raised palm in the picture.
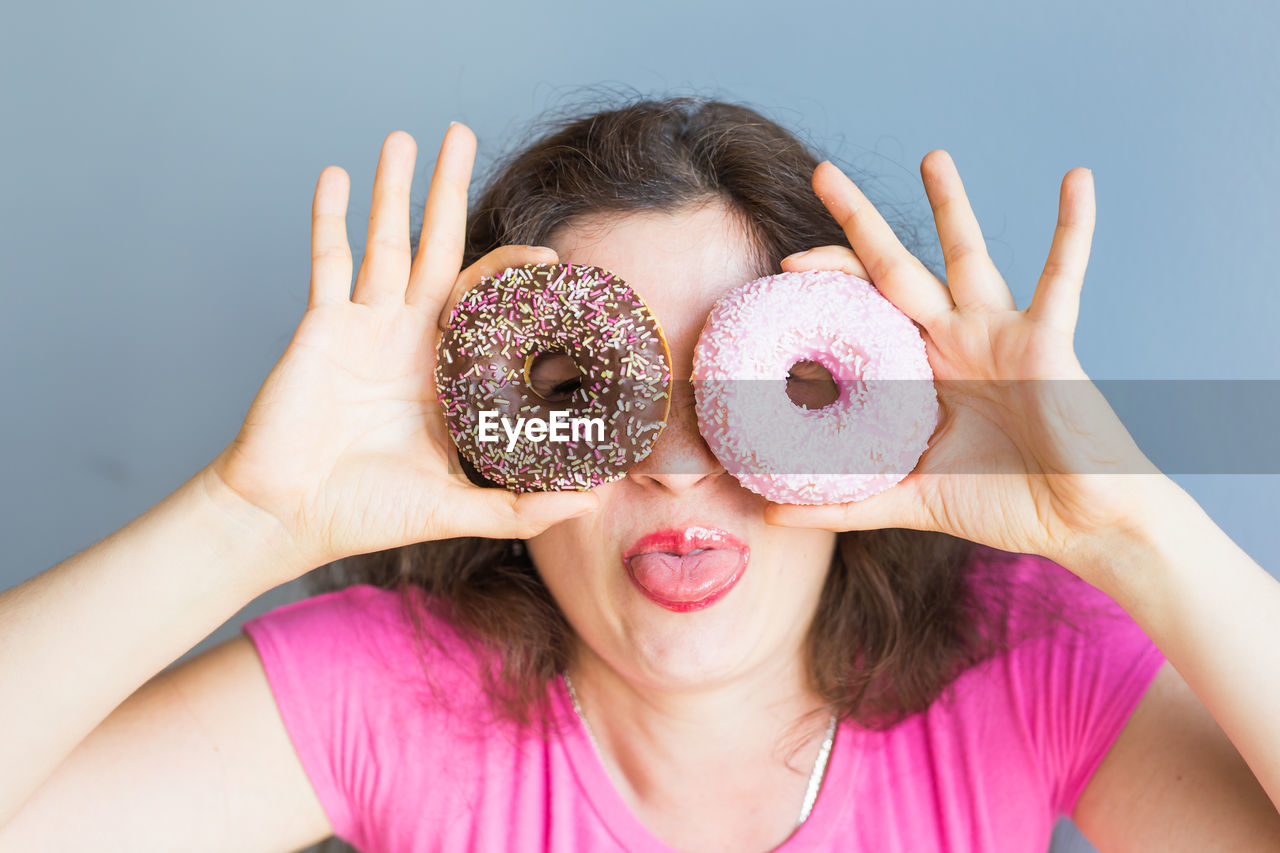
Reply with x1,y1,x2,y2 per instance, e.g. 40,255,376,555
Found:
767,152,1160,570
207,127,595,575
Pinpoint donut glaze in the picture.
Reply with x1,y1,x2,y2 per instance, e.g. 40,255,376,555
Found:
692,269,938,505
436,262,671,492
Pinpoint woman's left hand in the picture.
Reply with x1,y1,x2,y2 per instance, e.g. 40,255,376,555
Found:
765,152,1165,574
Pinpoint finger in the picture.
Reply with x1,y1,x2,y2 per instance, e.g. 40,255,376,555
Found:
813,161,955,327
779,245,871,280
919,150,1016,312
309,166,353,308
762,478,936,534
436,245,560,331
351,130,418,307
437,484,599,540
406,122,477,311
1028,168,1096,334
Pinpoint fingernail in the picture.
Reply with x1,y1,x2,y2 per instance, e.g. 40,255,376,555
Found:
448,121,459,128
525,245,556,252
783,249,813,262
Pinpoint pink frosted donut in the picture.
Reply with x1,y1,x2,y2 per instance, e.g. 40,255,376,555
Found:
692,269,939,505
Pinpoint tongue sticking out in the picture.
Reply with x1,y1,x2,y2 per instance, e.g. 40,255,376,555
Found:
627,549,745,603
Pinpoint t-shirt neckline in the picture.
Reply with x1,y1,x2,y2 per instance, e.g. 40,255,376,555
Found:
552,672,861,851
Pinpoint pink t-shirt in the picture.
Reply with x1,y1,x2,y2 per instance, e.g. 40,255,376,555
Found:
242,545,1167,852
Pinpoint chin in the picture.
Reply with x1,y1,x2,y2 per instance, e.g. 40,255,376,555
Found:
614,595,766,690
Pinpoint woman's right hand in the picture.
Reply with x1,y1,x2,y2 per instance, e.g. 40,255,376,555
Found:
205,125,598,577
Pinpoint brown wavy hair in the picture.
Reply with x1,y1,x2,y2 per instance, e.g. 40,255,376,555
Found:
313,87,1080,750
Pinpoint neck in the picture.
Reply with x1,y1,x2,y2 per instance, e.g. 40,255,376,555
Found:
564,641,834,811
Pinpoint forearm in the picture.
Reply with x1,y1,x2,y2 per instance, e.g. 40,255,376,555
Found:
1072,476,1280,810
0,464,312,826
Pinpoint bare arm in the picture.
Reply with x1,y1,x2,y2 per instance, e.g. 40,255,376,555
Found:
1075,661,1280,851
0,633,332,851
0,125,596,842
761,151,1280,844
0,465,309,829
1070,477,1280,848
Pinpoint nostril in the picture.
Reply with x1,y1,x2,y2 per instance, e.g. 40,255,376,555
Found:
634,470,722,494
624,377,728,487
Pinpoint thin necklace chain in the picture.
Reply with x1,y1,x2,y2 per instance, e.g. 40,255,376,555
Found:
562,671,838,828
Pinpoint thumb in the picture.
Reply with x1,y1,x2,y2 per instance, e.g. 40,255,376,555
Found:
443,485,599,540
510,489,600,530
762,478,932,533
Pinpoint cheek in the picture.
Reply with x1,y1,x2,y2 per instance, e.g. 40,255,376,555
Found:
525,478,632,578
759,529,839,589
526,523,581,588
525,507,614,603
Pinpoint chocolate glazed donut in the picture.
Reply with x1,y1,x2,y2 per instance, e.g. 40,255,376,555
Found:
436,262,672,492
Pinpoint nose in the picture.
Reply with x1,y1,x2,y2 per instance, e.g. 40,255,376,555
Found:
626,378,727,494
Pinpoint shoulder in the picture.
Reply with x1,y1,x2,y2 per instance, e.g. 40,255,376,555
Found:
239,584,506,848
962,543,1166,700
245,583,468,650
832,546,1169,845
960,545,1168,815
241,583,493,716
244,582,426,639
964,543,1148,646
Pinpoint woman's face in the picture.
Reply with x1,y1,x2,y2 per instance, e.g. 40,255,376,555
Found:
527,201,838,691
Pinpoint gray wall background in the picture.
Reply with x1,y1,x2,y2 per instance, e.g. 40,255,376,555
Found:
3,1,1277,851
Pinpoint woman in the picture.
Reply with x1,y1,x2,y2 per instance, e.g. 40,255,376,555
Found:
1,96,1277,851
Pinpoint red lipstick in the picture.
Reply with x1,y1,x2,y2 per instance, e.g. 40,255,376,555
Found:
622,526,749,613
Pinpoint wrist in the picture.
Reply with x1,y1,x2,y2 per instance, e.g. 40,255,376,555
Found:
193,460,320,591
1057,474,1205,609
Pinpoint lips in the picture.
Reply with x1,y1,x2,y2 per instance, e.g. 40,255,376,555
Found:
623,526,749,612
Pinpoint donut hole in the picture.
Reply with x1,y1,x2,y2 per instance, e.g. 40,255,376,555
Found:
525,351,584,402
786,360,840,410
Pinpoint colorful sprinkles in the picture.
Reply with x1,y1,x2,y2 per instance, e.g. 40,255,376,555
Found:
691,269,939,505
435,262,672,492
